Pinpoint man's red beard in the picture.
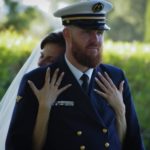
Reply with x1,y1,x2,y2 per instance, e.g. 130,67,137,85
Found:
71,41,103,68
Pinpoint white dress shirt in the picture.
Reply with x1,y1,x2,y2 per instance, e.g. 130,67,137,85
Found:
65,55,93,86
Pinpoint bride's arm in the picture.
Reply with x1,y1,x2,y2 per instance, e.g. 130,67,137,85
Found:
28,67,71,150
94,72,126,144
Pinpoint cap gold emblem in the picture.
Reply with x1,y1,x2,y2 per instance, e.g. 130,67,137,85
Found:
92,2,104,12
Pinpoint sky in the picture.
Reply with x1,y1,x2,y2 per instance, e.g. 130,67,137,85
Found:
0,0,51,18
21,0,51,14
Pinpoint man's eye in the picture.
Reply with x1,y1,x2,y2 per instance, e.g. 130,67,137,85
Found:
97,30,104,35
84,29,91,34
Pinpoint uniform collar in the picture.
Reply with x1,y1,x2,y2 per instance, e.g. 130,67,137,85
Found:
65,55,93,84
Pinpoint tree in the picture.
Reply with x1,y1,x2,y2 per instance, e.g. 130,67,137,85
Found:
1,0,50,34
107,0,146,41
144,0,150,42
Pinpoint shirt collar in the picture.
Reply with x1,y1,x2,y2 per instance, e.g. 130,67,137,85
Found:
65,55,93,83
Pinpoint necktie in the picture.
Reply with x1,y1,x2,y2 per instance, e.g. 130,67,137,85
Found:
80,74,89,93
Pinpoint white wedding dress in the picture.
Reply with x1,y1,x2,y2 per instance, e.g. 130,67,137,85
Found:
0,44,41,150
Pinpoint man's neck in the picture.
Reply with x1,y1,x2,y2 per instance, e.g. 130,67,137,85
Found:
65,54,89,73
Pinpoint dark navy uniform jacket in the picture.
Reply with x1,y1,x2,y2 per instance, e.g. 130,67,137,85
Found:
6,56,145,150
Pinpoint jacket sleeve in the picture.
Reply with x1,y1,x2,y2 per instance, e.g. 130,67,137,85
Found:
5,74,38,150
122,72,145,150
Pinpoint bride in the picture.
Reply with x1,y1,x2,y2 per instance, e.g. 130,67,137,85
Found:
0,31,66,150
0,44,40,150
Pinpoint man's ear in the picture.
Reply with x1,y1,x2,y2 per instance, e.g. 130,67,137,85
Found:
63,27,70,40
63,27,72,48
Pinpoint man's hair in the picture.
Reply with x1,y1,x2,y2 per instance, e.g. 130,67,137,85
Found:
40,32,66,50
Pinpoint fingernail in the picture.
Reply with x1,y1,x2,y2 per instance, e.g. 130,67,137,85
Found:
98,72,101,76
95,77,98,81
94,89,98,92
28,80,31,83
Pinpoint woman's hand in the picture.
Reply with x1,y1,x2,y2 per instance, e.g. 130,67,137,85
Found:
94,72,125,114
28,67,72,150
94,72,126,143
28,67,72,108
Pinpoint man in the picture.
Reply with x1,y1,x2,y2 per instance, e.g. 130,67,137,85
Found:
32,31,126,149
38,31,65,66
6,0,145,150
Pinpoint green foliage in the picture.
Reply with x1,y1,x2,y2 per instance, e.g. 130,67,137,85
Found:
103,41,150,149
1,0,50,35
1,0,149,42
107,17,139,41
144,0,150,42
108,0,146,41
0,29,38,99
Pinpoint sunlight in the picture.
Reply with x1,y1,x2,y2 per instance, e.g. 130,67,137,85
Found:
22,0,50,14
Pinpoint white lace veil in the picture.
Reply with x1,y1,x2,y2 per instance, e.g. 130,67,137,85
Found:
0,43,41,150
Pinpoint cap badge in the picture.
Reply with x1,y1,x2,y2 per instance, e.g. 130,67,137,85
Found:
66,20,70,24
92,2,104,12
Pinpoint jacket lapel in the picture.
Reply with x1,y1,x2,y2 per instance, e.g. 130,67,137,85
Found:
89,66,116,127
54,57,115,127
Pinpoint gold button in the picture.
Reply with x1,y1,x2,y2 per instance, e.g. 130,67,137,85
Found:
105,142,110,148
77,131,82,136
102,128,108,133
80,145,85,150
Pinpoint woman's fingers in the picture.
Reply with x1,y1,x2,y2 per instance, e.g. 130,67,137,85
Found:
104,72,116,89
45,67,50,85
119,80,124,93
55,72,65,87
58,84,72,95
95,72,124,96
95,77,108,92
94,88,107,99
28,80,38,95
28,67,71,98
51,68,59,86
97,72,113,90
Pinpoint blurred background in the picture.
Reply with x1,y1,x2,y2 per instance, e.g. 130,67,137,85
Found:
0,0,150,149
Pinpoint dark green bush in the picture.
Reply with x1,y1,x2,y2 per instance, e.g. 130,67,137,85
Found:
103,42,150,149
0,29,38,100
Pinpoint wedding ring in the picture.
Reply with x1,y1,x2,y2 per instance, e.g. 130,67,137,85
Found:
55,83,59,86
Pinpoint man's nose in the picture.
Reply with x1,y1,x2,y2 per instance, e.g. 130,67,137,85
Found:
91,31,102,43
